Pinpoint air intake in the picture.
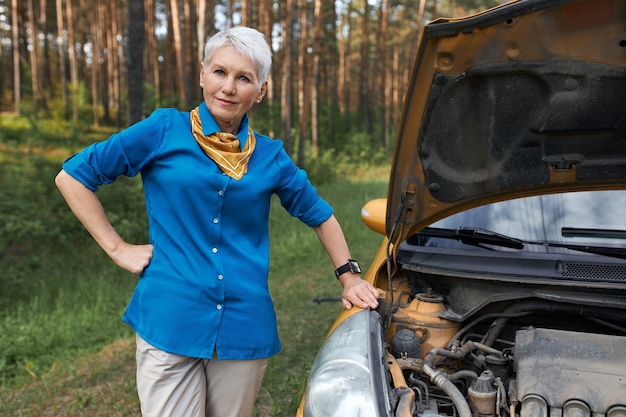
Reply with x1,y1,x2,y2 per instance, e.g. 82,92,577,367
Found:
559,262,626,282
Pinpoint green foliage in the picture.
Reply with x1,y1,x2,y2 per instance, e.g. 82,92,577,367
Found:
0,109,115,152
337,130,390,166
0,159,146,295
303,148,340,186
0,265,135,384
97,178,149,244
0,152,147,384
300,129,392,187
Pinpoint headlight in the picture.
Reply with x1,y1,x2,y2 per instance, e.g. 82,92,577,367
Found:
303,309,390,417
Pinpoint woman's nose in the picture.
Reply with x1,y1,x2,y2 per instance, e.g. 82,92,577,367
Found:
222,77,236,94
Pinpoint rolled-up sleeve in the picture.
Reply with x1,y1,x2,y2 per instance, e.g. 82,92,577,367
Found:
62,109,169,191
274,148,333,227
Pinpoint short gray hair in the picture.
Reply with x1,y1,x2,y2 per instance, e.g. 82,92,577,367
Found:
203,26,272,83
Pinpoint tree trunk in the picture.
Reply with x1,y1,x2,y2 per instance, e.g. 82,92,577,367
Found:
379,0,390,149
111,1,124,126
38,0,49,110
258,0,274,137
26,0,41,113
418,0,427,27
359,0,372,135
0,28,4,101
337,1,346,115
296,0,308,167
11,0,21,115
241,0,250,27
97,2,109,123
392,20,400,126
207,0,215,36
91,3,102,128
325,1,338,148
128,0,145,124
55,0,68,113
228,0,234,27
164,1,175,103
170,0,187,106
104,2,115,124
66,0,79,122
145,0,160,108
183,0,196,106
206,0,217,36
197,0,206,63
339,1,351,133
310,0,322,158
280,0,294,156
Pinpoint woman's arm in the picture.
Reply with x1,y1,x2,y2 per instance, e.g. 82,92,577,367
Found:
55,169,153,275
313,215,379,310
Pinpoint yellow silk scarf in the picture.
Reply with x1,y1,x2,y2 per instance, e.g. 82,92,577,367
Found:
190,106,256,180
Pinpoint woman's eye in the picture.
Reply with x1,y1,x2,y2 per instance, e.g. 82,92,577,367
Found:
214,69,225,75
239,75,250,82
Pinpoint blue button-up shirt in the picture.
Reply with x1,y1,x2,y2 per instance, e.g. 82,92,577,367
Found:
62,104,333,360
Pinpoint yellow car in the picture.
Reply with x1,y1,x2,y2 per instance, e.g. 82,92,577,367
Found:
297,0,626,416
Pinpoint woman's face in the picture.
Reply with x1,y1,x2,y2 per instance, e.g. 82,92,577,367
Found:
200,46,267,134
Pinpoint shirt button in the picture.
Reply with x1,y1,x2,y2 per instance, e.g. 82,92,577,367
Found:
212,247,218,253
218,275,223,280
216,304,222,310
218,190,224,196
213,218,219,224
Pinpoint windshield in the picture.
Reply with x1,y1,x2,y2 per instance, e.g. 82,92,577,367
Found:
422,190,626,255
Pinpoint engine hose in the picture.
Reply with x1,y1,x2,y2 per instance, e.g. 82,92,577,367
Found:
421,343,475,417
481,300,620,347
422,362,472,417
447,311,530,349
447,370,479,382
425,340,475,363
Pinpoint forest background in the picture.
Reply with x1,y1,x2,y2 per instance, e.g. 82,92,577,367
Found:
1,0,498,415
2,0,498,165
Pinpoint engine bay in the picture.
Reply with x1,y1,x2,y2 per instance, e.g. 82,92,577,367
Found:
379,273,626,417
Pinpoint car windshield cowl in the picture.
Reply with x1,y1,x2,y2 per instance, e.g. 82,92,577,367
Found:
415,227,626,260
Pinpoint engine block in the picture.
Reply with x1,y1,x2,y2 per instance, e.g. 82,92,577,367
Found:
514,328,626,417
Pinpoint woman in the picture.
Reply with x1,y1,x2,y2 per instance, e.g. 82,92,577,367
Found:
55,26,379,417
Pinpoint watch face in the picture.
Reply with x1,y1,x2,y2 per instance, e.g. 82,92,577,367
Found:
335,260,362,278
349,260,361,274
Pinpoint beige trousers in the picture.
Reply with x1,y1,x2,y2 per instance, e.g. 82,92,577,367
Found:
135,334,268,417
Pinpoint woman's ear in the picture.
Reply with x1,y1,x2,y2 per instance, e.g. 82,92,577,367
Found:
257,81,268,102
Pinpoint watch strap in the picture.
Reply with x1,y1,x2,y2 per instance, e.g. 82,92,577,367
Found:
334,259,361,279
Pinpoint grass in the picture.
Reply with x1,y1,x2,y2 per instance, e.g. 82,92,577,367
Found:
0,144,389,416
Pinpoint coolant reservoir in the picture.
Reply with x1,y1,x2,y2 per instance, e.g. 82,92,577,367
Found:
390,291,460,357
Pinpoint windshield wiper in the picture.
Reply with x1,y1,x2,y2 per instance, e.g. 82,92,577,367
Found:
562,227,626,240
418,227,524,249
535,241,626,260
417,227,626,260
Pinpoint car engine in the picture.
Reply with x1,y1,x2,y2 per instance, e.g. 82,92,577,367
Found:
380,273,626,417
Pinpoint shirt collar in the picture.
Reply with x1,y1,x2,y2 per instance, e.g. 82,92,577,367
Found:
198,102,250,147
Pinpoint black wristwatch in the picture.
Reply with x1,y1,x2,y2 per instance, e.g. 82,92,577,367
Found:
335,259,362,279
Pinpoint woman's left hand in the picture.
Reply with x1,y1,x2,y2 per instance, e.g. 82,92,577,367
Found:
339,274,380,310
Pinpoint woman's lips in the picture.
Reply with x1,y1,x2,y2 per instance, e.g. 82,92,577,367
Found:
216,97,236,106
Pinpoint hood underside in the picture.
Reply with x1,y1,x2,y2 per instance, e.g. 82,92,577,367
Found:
387,0,626,240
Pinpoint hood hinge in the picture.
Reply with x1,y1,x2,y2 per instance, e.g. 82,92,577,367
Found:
401,181,419,226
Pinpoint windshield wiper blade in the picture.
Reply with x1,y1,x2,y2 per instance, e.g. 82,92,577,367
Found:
418,227,524,249
562,227,626,240
535,241,626,260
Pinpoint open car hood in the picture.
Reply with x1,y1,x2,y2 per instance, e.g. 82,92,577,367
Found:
386,0,626,242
